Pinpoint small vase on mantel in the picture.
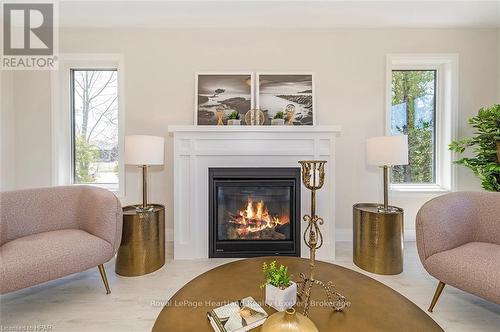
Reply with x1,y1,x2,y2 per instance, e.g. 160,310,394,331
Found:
271,118,285,126
227,119,241,125
271,111,285,126
227,111,241,125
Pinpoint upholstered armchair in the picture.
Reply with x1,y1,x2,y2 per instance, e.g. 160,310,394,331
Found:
0,186,122,294
416,191,500,312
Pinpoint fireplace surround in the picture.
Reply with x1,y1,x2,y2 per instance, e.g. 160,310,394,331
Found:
209,168,301,258
169,125,340,260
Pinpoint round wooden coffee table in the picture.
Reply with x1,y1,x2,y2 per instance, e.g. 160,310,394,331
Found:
152,257,443,331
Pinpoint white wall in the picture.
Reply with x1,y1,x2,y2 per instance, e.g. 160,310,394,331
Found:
0,71,16,190
14,72,53,188
3,27,498,239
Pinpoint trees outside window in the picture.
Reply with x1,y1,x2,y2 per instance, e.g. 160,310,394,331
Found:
72,69,118,190
391,70,436,184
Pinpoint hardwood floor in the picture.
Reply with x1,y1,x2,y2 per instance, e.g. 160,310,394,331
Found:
1,242,499,331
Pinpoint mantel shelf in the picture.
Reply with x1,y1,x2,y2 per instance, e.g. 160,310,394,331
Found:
167,125,341,134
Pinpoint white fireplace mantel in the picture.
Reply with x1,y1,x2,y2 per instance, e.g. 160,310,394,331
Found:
168,125,341,260
167,125,341,133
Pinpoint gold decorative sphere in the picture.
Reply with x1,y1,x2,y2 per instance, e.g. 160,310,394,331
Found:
244,108,265,125
261,308,319,332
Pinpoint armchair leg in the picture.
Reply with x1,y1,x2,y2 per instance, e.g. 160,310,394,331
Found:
98,264,111,294
428,281,445,313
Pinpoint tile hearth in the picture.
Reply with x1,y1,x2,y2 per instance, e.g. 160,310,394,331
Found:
1,242,499,332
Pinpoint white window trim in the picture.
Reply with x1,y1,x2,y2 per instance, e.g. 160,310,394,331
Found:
385,54,458,193
51,53,125,198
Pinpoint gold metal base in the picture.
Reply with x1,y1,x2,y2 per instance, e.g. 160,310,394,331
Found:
353,203,404,275
428,281,446,313
115,204,165,277
297,273,351,317
98,264,111,294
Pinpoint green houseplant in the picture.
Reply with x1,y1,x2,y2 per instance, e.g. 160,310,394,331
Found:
271,111,285,125
449,104,500,192
262,261,296,311
227,111,241,125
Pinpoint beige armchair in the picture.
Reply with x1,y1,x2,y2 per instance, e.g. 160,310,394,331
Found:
416,191,500,312
0,186,122,294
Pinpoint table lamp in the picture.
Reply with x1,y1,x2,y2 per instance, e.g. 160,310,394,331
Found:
125,135,164,212
366,135,408,212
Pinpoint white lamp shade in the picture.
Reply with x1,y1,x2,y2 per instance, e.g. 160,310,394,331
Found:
366,135,409,166
125,135,164,165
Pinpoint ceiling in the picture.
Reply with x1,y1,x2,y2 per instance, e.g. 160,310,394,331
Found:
59,1,500,28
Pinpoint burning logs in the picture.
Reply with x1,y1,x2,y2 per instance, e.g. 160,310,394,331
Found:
227,225,287,240
226,198,289,240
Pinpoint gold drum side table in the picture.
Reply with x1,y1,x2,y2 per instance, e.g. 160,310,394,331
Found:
116,204,165,276
353,203,403,275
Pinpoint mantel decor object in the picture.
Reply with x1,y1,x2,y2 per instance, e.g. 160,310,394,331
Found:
297,160,351,317
256,73,314,125
216,107,225,126
245,108,265,125
227,111,241,125
286,104,296,125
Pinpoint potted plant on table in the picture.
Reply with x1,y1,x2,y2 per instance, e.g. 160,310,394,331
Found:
449,104,500,192
271,112,285,125
261,261,297,311
227,111,241,125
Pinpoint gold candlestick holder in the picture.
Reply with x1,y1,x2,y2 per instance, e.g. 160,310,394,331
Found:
297,160,351,317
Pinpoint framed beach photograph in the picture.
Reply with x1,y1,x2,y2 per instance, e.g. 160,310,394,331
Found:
256,73,315,125
195,73,254,125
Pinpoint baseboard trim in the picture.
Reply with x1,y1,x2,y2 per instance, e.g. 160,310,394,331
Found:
336,228,416,242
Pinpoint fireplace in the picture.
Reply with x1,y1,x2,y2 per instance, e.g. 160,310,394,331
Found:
209,168,301,258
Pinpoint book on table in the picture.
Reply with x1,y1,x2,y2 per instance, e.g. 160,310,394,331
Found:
207,296,268,332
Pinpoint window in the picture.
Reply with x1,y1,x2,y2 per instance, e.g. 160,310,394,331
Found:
51,55,124,196
386,54,458,192
71,69,119,191
391,70,436,184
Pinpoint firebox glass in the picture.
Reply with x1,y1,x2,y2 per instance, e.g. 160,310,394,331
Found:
216,186,292,241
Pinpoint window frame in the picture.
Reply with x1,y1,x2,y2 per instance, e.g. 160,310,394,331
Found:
51,54,125,197
70,68,119,191
386,54,458,193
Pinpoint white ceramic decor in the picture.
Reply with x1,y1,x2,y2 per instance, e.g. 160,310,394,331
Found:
265,282,298,311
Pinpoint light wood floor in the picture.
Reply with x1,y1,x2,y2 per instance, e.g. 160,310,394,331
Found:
1,242,499,331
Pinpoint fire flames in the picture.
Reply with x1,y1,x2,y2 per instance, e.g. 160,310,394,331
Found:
227,198,289,238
